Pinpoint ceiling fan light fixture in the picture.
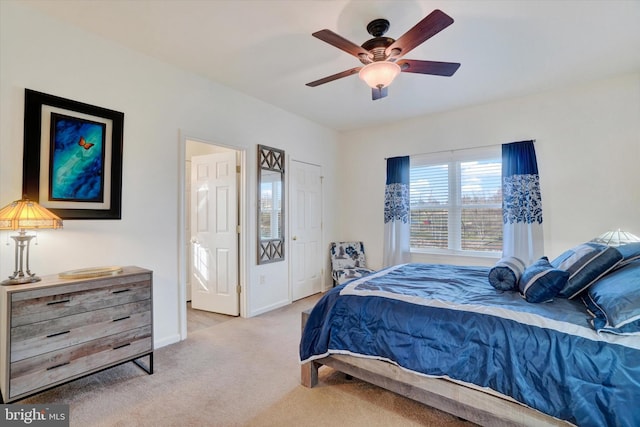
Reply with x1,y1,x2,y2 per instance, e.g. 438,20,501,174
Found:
358,61,401,89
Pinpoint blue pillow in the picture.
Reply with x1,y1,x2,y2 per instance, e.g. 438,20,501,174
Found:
615,242,640,267
551,243,622,299
519,257,569,303
582,260,640,335
488,256,525,291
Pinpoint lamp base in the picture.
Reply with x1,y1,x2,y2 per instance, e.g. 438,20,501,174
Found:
3,230,42,286
1,275,41,286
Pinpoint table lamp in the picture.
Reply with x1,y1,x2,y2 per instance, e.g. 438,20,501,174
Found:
0,197,63,285
591,229,640,247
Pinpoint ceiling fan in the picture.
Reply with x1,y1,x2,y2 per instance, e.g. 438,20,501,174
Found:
306,9,460,100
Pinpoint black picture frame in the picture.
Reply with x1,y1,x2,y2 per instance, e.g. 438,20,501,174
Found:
22,89,124,219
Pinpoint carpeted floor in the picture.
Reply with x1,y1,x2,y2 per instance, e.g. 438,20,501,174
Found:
19,294,476,426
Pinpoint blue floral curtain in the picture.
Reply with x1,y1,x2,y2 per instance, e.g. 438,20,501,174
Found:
383,156,410,267
502,141,544,265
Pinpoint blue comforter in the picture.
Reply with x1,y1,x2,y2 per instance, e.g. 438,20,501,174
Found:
300,263,640,427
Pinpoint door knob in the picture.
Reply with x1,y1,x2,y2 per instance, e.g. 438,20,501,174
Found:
292,236,297,240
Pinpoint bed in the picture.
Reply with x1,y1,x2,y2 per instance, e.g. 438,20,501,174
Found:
299,256,640,427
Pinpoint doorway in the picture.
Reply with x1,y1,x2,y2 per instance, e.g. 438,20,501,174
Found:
179,135,246,340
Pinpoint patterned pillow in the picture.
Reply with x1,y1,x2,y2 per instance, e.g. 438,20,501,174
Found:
519,257,569,303
581,260,640,335
551,243,622,299
330,242,367,270
615,242,640,267
488,256,525,291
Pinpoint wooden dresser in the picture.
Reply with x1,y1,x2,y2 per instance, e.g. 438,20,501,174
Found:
0,266,153,403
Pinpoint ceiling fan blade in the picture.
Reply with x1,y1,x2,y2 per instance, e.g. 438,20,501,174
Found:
306,67,362,87
397,59,460,76
312,29,371,60
372,86,388,101
386,9,454,59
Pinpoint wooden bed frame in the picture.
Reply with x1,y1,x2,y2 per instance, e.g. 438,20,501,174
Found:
300,310,568,427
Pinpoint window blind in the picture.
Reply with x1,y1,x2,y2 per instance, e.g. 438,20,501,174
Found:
410,146,502,254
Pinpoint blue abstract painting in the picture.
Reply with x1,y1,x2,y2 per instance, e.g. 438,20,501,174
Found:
49,113,106,202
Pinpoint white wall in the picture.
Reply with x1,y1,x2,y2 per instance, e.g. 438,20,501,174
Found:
338,73,640,269
0,2,339,347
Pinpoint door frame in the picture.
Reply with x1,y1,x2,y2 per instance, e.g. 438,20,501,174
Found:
178,131,247,340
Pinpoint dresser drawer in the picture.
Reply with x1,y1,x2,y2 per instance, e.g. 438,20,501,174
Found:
11,279,151,327
11,299,151,362
9,325,152,399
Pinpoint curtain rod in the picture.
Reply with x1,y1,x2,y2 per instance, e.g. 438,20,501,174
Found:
384,139,536,160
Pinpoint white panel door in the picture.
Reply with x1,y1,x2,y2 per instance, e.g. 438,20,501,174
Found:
290,160,322,301
191,152,239,315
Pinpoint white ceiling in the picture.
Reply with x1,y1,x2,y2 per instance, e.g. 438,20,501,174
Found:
20,0,640,132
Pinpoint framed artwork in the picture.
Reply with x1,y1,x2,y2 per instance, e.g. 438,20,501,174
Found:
22,89,124,219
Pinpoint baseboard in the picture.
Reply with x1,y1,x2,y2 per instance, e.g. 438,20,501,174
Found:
248,298,290,317
154,333,181,349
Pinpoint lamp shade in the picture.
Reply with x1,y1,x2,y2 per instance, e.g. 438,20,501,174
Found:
591,229,640,247
358,61,401,89
0,198,63,230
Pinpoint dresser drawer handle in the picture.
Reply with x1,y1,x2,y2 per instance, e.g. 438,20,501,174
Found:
113,343,131,350
47,362,70,371
112,289,131,294
113,316,131,322
47,299,70,305
46,330,70,338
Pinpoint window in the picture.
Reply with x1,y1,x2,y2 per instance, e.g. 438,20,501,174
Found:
410,147,502,255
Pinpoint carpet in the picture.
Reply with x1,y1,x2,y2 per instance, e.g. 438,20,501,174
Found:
19,294,475,426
